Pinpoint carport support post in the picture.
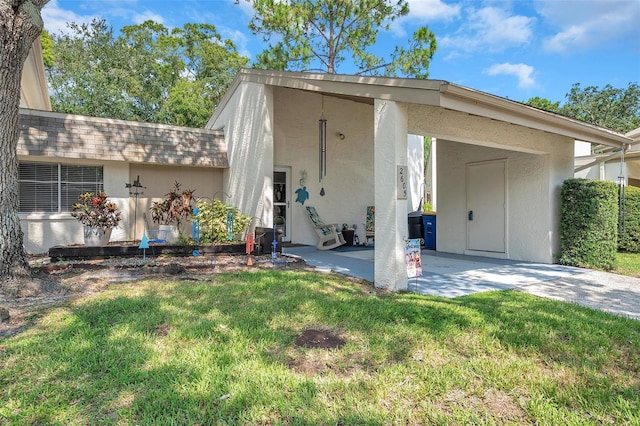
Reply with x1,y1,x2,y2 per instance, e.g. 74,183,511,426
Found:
374,99,409,291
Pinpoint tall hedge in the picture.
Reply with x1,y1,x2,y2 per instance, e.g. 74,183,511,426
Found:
618,185,640,253
559,179,618,270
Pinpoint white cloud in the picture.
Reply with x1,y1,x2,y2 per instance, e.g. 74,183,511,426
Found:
183,7,254,60
406,0,461,21
536,0,640,53
234,0,256,17
220,28,252,59
42,0,96,34
132,11,165,25
42,0,166,33
440,6,535,53
486,63,535,88
391,0,461,37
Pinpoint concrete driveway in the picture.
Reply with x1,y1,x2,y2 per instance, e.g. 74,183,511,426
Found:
284,246,640,321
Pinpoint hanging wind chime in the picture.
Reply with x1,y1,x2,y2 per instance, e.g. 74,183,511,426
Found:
319,95,327,196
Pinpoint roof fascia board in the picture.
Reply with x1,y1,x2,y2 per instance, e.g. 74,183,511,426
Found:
439,84,631,148
234,68,444,106
626,127,640,142
20,39,51,111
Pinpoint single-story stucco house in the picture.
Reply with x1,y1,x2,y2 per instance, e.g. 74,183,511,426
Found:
17,41,635,290
205,68,633,290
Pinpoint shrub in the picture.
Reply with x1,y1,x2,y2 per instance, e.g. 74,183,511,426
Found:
195,198,251,243
618,185,640,253
559,179,618,270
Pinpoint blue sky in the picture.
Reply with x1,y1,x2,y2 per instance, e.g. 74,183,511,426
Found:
42,0,640,104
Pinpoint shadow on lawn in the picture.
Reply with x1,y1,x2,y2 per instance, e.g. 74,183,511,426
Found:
2,270,639,424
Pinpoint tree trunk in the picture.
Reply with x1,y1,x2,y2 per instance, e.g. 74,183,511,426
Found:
0,0,49,279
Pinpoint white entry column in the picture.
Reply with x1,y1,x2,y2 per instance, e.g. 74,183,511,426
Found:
374,99,409,291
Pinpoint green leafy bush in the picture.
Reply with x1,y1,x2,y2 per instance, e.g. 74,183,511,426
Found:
618,185,640,253
559,179,618,270
195,198,251,244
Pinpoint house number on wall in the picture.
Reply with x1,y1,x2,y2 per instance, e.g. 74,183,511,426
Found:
397,165,408,200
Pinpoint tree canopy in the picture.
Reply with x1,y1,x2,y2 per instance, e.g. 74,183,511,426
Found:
525,82,640,134
562,83,640,134
45,19,249,127
248,0,437,78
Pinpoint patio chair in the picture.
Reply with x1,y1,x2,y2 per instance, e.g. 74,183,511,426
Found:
304,206,346,250
364,206,374,246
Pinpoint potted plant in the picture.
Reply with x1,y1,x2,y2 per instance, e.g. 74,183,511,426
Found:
71,191,122,247
150,181,195,244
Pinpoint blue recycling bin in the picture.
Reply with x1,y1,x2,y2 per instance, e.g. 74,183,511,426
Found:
422,214,436,250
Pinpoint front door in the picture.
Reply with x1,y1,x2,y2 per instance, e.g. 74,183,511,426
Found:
274,167,291,242
466,160,506,253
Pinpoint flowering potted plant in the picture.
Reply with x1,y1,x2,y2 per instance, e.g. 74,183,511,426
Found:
150,181,195,243
71,191,122,246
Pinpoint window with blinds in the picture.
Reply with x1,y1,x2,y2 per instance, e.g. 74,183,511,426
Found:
19,162,104,213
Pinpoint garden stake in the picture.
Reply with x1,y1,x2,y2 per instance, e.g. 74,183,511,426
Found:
246,233,254,266
271,237,278,266
139,233,150,263
226,209,234,241
192,207,201,244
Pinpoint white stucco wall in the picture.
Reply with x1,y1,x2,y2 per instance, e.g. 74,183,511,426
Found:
128,164,223,240
272,87,375,245
209,82,275,230
437,134,573,263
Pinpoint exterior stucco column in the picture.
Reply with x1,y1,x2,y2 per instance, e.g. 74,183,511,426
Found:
219,82,274,228
374,99,409,291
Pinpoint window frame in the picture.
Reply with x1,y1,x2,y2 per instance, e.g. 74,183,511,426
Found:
18,162,104,214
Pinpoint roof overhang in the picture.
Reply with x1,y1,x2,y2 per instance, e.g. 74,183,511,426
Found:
20,38,51,111
208,68,632,149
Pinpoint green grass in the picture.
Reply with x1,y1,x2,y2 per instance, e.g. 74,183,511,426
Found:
614,252,640,277
1,270,638,425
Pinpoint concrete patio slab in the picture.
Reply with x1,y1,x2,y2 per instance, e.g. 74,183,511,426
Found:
283,246,640,321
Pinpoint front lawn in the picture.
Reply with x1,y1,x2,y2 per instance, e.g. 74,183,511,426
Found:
614,252,640,278
1,271,638,424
